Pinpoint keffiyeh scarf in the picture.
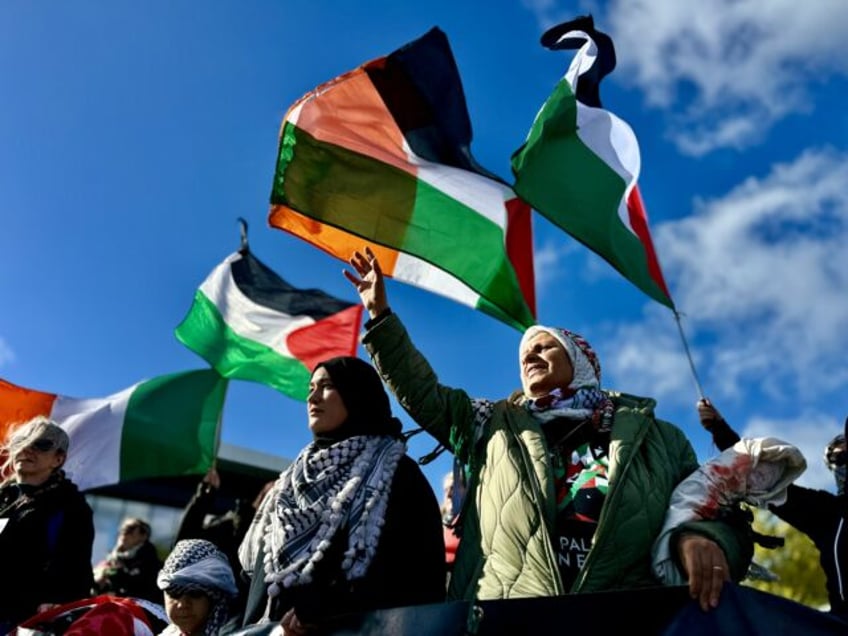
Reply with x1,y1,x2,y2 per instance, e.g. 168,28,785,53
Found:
524,386,613,428
239,435,405,601
157,539,237,636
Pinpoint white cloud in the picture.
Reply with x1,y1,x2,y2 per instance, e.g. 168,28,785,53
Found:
533,238,580,290
600,147,848,417
600,305,695,400
0,338,13,368
523,0,848,154
743,413,842,491
610,0,848,154
657,148,848,397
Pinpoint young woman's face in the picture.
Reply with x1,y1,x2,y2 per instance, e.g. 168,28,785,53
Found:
164,590,212,636
307,366,349,435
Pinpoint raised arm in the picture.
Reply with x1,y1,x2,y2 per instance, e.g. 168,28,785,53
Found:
697,398,742,452
344,247,481,461
344,247,389,319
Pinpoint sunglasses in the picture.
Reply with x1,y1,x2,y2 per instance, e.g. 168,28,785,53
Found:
27,438,58,452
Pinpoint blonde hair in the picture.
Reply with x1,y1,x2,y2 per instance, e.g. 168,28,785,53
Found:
1,416,68,485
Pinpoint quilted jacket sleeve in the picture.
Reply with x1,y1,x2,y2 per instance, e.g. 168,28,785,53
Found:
361,312,480,465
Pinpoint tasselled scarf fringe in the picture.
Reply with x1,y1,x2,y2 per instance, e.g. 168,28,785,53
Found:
254,435,405,600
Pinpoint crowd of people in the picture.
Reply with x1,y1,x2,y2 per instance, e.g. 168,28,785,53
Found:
0,247,844,634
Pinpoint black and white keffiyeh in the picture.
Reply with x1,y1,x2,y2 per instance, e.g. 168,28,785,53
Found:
240,434,405,600
157,539,237,636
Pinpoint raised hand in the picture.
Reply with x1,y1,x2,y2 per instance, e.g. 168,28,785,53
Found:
696,397,740,451
343,246,389,319
202,466,221,489
697,398,723,430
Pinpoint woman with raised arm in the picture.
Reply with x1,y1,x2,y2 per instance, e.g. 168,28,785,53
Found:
344,246,754,612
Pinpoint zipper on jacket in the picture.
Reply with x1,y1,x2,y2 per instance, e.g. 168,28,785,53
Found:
573,412,650,592
835,516,845,602
506,413,564,595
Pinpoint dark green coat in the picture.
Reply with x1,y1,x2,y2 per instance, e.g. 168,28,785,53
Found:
363,312,752,601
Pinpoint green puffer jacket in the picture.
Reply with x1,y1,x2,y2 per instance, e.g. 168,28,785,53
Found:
363,313,753,601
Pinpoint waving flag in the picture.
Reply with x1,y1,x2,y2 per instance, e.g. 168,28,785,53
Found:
0,370,227,491
511,16,674,308
268,27,536,331
10,594,167,635
175,249,362,399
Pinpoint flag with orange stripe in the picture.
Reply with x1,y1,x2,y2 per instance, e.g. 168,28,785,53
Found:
268,27,536,331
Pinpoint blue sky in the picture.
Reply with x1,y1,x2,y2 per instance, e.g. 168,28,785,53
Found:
2,1,847,498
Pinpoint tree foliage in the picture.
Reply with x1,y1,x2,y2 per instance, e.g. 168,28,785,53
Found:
742,507,829,611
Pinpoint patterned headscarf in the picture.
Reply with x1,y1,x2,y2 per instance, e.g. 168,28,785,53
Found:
311,356,403,443
157,539,237,636
519,325,613,427
520,325,601,389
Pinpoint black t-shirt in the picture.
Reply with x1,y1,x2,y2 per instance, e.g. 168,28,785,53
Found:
543,418,611,591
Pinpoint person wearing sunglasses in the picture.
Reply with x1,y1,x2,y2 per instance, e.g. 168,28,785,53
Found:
0,416,95,632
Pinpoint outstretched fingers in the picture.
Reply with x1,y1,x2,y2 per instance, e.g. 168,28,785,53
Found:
342,267,362,288
364,245,382,275
344,247,389,318
348,249,369,275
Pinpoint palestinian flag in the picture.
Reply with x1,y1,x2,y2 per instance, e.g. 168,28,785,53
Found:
511,16,674,308
175,249,362,400
0,370,227,492
10,594,168,635
268,27,536,331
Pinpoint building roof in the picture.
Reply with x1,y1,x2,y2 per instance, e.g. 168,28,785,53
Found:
86,442,289,512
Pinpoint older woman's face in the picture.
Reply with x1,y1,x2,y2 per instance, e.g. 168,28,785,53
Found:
12,441,65,486
164,590,211,636
520,332,574,398
307,366,348,435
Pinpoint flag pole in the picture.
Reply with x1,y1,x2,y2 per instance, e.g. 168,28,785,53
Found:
237,217,249,253
211,379,228,471
672,309,705,400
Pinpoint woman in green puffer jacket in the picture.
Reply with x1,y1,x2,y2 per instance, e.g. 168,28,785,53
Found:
344,247,753,612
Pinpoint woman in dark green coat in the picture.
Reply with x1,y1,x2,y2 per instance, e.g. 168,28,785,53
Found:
345,247,753,613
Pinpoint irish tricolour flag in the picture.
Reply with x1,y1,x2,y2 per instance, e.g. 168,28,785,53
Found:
0,370,227,492
175,249,363,400
511,16,674,308
268,27,536,331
